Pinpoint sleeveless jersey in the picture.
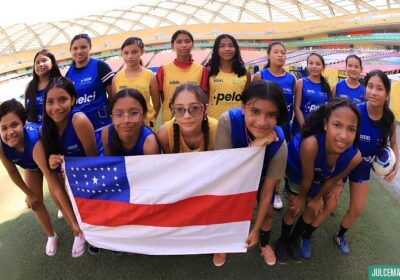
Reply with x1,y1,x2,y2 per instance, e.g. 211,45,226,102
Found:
66,58,112,131
208,71,247,119
26,88,45,124
335,79,365,104
1,122,40,170
165,117,218,153
113,69,156,128
60,110,86,157
161,62,203,122
108,124,154,156
286,133,358,197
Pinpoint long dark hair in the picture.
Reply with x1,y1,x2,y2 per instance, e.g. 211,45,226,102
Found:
0,99,27,124
307,53,332,100
109,88,148,156
364,69,395,149
25,49,62,122
301,97,361,146
242,80,288,126
169,83,210,153
42,77,77,158
207,34,246,77
264,41,286,69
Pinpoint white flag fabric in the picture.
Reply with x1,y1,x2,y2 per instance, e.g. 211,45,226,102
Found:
64,146,265,255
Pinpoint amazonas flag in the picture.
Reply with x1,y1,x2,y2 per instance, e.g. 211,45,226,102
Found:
64,147,265,255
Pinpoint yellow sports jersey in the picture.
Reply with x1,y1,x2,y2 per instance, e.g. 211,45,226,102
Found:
161,62,203,123
114,68,157,128
165,117,218,153
208,71,247,119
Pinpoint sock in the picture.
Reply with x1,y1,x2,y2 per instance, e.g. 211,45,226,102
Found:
48,233,57,242
337,224,348,237
288,216,308,243
302,224,317,239
280,220,293,243
260,230,271,247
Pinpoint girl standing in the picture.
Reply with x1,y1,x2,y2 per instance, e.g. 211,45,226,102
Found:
112,37,160,129
156,30,208,123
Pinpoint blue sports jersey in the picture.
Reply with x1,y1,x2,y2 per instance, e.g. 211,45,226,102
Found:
108,124,154,156
1,122,40,169
286,133,358,197
348,102,385,182
60,110,86,157
336,79,365,104
260,69,295,141
292,77,329,135
26,89,45,124
66,58,113,131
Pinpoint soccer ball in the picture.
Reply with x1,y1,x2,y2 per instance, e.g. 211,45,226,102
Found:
372,146,396,176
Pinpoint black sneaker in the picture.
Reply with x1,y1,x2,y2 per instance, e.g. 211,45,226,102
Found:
88,245,100,255
288,241,304,263
275,239,288,264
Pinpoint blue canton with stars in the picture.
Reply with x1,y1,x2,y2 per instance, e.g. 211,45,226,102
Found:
65,156,130,203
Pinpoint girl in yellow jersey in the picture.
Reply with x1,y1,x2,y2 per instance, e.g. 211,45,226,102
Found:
156,84,217,153
112,37,160,129
156,30,208,123
207,34,250,119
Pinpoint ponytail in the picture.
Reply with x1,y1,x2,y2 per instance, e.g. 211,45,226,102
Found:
377,101,395,150
202,117,210,151
320,75,333,100
172,121,181,153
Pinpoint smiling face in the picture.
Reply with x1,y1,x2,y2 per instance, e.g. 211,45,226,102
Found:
324,106,358,154
307,54,325,78
45,87,75,124
345,57,362,80
111,96,144,139
34,54,52,77
268,44,286,68
365,75,389,109
0,112,24,149
70,38,91,66
243,98,278,140
122,43,144,67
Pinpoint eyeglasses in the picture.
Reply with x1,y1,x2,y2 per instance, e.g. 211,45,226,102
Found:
172,104,204,118
112,110,143,121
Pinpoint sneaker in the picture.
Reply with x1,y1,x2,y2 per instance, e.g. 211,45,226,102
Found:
88,244,100,255
334,234,350,254
288,241,304,263
57,209,63,219
213,253,226,267
260,245,276,265
273,193,283,210
275,239,288,264
300,238,311,259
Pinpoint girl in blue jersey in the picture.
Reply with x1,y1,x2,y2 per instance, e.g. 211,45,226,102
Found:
332,70,398,254
253,41,296,210
292,53,332,135
332,54,365,104
0,99,85,257
25,49,62,124
66,34,114,153
101,88,160,156
213,80,288,267
275,98,361,264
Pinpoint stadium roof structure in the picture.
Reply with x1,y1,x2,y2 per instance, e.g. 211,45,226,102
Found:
1,0,400,55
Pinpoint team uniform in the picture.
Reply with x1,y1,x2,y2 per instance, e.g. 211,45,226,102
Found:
208,71,247,119
107,124,154,156
25,89,45,125
157,60,208,123
285,133,359,197
1,122,40,170
164,117,218,152
259,68,296,141
335,79,365,104
113,69,157,129
292,77,329,135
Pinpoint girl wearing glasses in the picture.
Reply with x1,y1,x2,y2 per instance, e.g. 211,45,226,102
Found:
156,30,208,123
112,37,160,130
207,34,250,119
212,80,288,267
101,88,160,156
25,49,62,125
156,83,217,153
0,99,85,257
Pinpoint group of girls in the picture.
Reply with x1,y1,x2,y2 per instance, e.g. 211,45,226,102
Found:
0,29,397,267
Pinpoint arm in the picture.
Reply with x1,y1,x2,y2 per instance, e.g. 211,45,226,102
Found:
331,84,337,98
101,126,111,156
155,124,171,153
385,123,398,181
294,79,305,127
214,112,233,150
143,134,161,155
252,71,262,81
199,67,209,97
110,76,117,96
72,113,98,156
244,71,251,89
149,74,161,118
156,66,165,103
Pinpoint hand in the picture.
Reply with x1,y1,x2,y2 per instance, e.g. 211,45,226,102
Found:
49,154,64,170
384,165,398,182
306,197,324,216
25,194,40,211
289,195,304,216
245,229,259,249
250,131,278,147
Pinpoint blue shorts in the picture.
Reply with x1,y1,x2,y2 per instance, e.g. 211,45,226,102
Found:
347,161,372,183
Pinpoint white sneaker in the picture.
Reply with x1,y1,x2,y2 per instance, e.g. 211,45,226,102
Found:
273,194,283,210
57,209,64,219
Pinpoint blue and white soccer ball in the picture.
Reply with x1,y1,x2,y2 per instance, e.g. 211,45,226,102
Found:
372,146,396,176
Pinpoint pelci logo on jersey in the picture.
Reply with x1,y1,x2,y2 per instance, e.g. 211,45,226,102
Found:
360,134,371,142
77,91,96,105
211,92,242,105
